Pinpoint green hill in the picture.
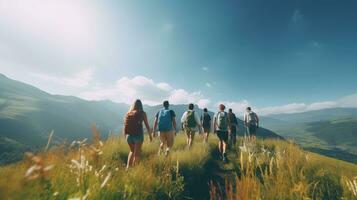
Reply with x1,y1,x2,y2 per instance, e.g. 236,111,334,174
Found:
260,108,357,163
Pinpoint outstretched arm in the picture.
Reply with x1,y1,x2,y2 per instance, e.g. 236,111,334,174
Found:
152,117,158,136
143,113,153,141
172,117,177,135
213,116,217,133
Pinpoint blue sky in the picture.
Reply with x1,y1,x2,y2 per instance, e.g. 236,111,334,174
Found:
0,0,357,115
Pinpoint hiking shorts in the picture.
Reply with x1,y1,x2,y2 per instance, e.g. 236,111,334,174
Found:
203,126,211,133
216,130,228,142
159,130,174,148
247,124,257,136
184,127,197,136
126,133,144,144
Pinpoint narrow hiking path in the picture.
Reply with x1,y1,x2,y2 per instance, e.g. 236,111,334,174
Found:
180,141,233,199
202,139,258,200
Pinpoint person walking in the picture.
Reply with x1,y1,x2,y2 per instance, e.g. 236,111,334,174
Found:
124,99,152,170
181,103,203,150
228,108,239,148
243,107,259,141
201,108,212,143
152,100,177,156
213,104,231,163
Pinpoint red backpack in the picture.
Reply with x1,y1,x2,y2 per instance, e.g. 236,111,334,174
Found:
124,110,143,135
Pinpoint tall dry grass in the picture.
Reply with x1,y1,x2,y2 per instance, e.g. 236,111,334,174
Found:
0,128,214,200
210,138,357,200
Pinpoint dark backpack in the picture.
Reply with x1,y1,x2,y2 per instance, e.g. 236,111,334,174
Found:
124,110,143,135
217,111,228,130
202,113,211,127
185,110,197,128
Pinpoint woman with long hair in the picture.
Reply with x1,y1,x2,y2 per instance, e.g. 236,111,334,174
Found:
124,99,152,169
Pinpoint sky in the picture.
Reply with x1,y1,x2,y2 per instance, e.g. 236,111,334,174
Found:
0,0,357,115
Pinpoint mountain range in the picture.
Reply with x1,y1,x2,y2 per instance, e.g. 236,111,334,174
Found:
262,108,357,163
0,74,280,164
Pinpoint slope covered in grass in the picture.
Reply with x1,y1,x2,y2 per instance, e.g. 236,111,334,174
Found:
211,139,357,200
0,130,356,200
267,117,357,163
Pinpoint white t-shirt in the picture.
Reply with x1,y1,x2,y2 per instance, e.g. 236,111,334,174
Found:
244,111,259,126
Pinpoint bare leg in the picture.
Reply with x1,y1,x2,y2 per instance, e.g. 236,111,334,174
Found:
204,131,210,143
133,143,142,165
185,130,190,148
165,131,174,156
126,144,135,169
218,140,223,155
187,131,195,150
222,140,227,154
159,133,166,155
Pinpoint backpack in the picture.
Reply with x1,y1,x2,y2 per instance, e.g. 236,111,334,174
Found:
124,110,143,135
229,113,238,126
217,111,228,130
184,110,196,128
247,112,258,125
158,109,173,132
202,113,211,127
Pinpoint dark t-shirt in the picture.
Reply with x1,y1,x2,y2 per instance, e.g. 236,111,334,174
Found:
228,113,238,126
201,113,211,128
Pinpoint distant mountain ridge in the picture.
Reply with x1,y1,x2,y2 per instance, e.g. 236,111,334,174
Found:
261,108,357,163
0,74,281,164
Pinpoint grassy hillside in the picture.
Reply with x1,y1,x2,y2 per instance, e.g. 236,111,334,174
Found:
268,118,357,163
266,108,357,124
0,129,356,200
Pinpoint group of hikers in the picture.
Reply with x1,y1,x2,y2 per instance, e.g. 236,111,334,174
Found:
123,99,259,169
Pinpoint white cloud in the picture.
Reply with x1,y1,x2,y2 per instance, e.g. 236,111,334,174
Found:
215,100,251,115
213,99,342,116
79,75,210,107
292,9,303,24
205,82,211,87
338,93,357,107
31,68,94,88
257,101,337,116
202,67,209,71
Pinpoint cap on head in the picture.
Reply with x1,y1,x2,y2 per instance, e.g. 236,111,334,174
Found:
228,108,232,113
219,104,226,111
203,108,208,112
188,103,194,110
163,101,169,108
246,107,251,111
